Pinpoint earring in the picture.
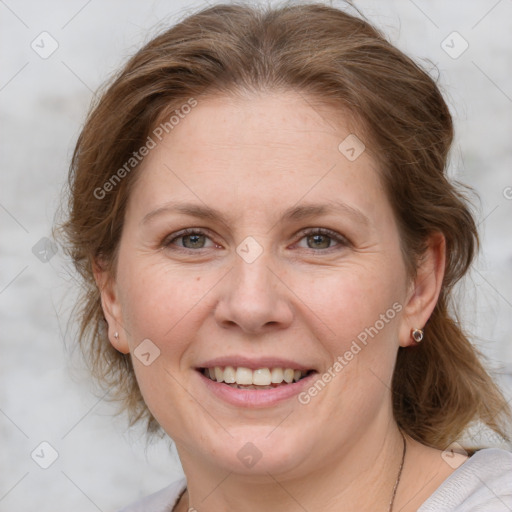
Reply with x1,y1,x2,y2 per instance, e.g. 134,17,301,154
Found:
114,332,119,340
411,328,424,343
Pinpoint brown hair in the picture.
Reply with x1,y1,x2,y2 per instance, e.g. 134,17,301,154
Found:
56,1,510,447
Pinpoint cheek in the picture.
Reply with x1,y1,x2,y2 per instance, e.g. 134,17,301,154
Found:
117,257,212,349
300,269,403,410
293,261,404,341
292,262,406,406
116,258,213,431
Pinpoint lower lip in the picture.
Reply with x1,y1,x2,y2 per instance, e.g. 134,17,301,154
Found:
197,370,317,408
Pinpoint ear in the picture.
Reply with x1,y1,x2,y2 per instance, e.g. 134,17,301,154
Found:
398,233,446,347
93,259,130,354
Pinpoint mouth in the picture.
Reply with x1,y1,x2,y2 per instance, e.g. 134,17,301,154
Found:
198,366,315,390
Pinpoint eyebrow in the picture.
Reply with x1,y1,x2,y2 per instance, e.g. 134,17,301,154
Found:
140,200,370,228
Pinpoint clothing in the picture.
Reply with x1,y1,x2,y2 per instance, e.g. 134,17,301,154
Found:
118,477,186,512
118,448,512,512
416,448,512,511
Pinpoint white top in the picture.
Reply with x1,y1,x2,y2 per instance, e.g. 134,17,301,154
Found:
118,448,512,512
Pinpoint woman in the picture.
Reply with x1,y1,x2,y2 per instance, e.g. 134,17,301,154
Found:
57,2,511,511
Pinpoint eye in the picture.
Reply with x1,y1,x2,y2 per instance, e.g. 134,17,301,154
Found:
161,227,349,253
163,229,218,250
295,228,349,250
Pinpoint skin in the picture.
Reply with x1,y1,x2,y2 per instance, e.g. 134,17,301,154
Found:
95,91,463,511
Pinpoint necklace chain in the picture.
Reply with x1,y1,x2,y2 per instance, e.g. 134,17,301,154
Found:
388,430,407,512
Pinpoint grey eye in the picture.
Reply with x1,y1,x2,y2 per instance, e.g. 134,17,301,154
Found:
181,233,207,248
306,234,333,249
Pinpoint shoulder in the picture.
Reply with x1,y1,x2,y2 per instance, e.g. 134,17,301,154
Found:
418,448,512,512
117,477,187,512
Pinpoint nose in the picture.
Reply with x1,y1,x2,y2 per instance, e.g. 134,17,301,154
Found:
213,248,294,334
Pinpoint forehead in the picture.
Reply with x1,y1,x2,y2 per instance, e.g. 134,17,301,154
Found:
159,91,365,161
127,91,386,223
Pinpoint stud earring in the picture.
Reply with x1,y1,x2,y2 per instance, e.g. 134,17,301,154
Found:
411,328,424,343
114,332,119,340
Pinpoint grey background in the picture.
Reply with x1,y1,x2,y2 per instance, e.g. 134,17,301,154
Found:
1,0,511,510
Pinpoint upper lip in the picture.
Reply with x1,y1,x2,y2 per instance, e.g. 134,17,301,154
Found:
196,356,316,372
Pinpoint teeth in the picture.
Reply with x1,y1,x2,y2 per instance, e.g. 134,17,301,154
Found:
235,367,253,385
226,384,274,390
203,366,309,386
223,366,236,383
283,369,294,383
253,368,271,386
271,367,284,383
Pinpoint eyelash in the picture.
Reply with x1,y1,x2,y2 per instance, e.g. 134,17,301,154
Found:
162,227,350,253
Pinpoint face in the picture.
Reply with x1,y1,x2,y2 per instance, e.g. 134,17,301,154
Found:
101,91,417,479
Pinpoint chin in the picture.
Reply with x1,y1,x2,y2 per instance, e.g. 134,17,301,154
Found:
195,424,317,478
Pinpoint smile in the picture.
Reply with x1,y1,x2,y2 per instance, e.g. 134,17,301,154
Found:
200,366,312,389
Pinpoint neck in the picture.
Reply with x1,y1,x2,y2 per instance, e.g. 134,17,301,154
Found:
176,421,406,512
